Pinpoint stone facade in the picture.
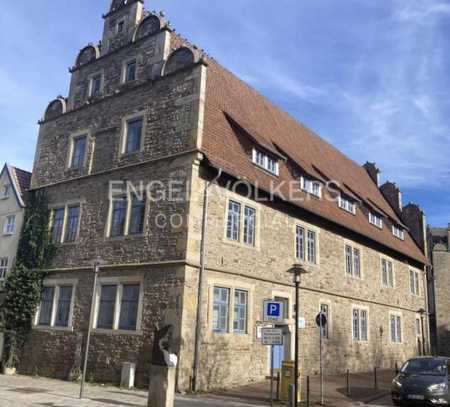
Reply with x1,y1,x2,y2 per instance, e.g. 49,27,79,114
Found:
430,225,450,355
24,0,429,392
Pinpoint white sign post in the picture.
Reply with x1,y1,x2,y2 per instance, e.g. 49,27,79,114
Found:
261,328,283,407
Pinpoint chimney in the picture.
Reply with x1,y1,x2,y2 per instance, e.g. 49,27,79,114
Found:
402,202,427,255
380,181,402,214
363,162,380,186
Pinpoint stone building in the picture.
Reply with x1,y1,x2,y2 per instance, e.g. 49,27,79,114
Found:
0,164,31,289
429,225,450,355
25,0,429,390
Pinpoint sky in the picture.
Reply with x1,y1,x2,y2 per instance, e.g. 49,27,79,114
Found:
0,0,449,226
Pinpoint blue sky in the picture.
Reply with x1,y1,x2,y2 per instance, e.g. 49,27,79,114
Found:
0,0,449,226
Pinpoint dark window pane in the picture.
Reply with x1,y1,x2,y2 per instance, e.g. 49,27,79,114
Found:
97,285,117,329
226,201,241,241
126,118,143,153
39,287,55,326
92,75,102,97
55,286,73,327
111,198,127,237
65,206,80,242
129,194,146,235
119,284,140,330
52,208,65,243
71,136,87,168
126,61,136,82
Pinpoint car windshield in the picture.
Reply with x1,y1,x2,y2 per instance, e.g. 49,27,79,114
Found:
401,359,448,376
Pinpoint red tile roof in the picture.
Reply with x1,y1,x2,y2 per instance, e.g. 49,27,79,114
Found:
200,60,427,265
1,164,31,207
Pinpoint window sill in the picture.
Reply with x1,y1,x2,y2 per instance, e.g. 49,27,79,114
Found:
346,274,363,280
223,237,259,251
119,150,143,158
2,232,14,236
33,325,74,333
93,328,143,336
294,259,319,269
107,233,144,241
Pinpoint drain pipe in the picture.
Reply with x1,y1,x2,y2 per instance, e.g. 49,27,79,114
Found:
192,167,222,392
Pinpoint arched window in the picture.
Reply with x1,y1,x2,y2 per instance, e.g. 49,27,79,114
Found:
164,47,197,76
76,45,99,67
135,15,162,40
44,98,66,121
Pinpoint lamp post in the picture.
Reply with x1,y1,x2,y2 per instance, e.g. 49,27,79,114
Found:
288,263,308,407
418,308,427,356
80,261,101,399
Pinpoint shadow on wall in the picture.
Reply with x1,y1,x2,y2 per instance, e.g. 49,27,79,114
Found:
437,325,450,356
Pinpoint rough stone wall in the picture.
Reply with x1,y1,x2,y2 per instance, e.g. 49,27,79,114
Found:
183,174,428,390
21,265,185,386
433,240,450,355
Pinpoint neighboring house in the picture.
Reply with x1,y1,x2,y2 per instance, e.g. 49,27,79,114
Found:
24,0,429,390
429,225,450,355
0,164,31,287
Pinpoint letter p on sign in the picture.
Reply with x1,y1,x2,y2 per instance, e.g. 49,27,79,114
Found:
263,300,284,323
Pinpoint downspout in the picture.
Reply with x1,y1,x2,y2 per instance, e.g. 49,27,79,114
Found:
192,167,222,392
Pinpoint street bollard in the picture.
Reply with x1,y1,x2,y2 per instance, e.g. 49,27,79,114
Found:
346,369,351,396
276,371,280,400
374,367,378,389
288,384,295,407
306,376,310,407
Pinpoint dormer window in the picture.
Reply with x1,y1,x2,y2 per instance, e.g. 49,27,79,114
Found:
300,176,322,198
251,148,279,176
369,212,383,229
338,195,356,215
392,225,405,240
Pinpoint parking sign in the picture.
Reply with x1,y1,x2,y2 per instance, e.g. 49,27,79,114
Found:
263,300,284,323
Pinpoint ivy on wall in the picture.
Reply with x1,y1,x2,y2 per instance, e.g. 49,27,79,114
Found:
1,190,55,368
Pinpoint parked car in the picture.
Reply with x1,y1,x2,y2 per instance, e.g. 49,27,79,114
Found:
392,357,450,405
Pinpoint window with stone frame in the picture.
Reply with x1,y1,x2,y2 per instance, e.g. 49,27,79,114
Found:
51,208,65,243
226,200,257,246
233,289,248,334
95,282,141,332
35,284,75,329
243,206,256,246
65,205,80,243
124,117,143,154
381,258,394,288
213,287,229,333
390,313,402,343
345,245,361,278
226,200,241,242
410,270,420,296
70,135,87,169
0,257,8,280
90,74,103,98
3,214,16,235
352,308,368,342
296,226,317,264
110,197,128,237
125,59,137,83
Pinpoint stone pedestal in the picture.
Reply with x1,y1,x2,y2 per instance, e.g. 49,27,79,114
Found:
148,364,176,407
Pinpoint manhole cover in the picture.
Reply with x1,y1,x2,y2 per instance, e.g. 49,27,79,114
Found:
7,387,50,394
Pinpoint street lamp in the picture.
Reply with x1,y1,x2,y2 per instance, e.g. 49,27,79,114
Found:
287,263,308,407
418,308,427,356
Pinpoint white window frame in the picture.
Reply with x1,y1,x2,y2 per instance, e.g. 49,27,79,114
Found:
122,58,138,84
338,195,356,215
119,112,146,155
295,224,319,266
410,269,421,296
251,148,279,176
49,201,83,244
93,276,144,334
389,311,403,344
106,188,147,238
369,212,383,229
3,214,16,235
300,176,322,198
345,244,362,279
352,306,369,342
381,257,395,288
33,279,77,331
2,184,11,199
208,278,253,336
392,225,405,240
88,72,104,98
67,130,90,170
0,257,8,280
224,197,259,248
